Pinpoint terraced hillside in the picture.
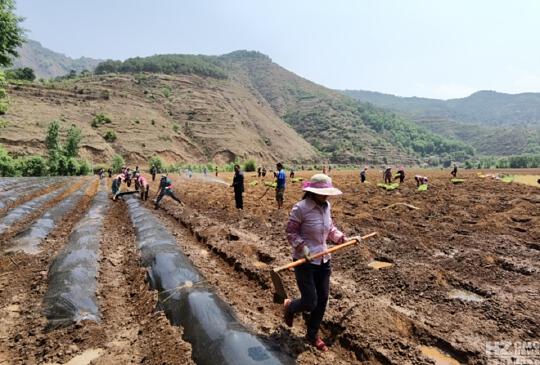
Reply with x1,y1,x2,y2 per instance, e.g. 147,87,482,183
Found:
1,73,318,164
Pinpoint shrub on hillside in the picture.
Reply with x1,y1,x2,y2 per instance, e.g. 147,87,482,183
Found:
244,159,256,172
5,67,36,82
103,130,117,142
111,154,124,173
148,155,164,172
91,113,112,128
18,155,47,176
0,146,17,176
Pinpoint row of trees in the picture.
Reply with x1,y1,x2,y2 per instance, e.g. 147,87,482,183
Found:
95,54,228,79
464,154,540,169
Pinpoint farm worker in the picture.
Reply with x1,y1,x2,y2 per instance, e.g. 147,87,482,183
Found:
125,168,132,187
150,165,158,181
136,175,150,201
215,166,218,177
107,168,112,178
155,174,182,209
384,166,392,184
262,167,267,177
290,169,295,179
360,166,367,183
111,174,124,200
230,164,244,210
415,175,428,187
257,167,262,178
451,164,458,178
276,162,286,209
284,174,357,352
395,166,405,183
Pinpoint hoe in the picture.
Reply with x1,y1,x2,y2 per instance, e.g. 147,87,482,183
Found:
270,231,378,303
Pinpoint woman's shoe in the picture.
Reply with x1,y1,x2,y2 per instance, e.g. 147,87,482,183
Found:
283,298,293,327
310,337,329,352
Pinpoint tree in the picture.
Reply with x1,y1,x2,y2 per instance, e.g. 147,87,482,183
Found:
0,0,24,67
45,120,60,154
5,67,35,81
0,70,7,114
64,125,81,158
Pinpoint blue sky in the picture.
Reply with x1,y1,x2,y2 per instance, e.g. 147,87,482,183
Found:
16,0,540,99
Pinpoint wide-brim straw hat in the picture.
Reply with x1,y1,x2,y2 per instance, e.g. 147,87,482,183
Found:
302,174,342,196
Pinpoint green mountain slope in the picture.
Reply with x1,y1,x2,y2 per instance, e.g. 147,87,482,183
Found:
343,89,540,155
216,51,473,164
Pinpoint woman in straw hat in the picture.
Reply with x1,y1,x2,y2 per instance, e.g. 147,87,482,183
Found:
284,173,353,352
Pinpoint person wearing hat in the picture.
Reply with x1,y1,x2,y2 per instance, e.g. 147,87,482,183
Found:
284,173,356,352
155,174,182,209
394,165,405,183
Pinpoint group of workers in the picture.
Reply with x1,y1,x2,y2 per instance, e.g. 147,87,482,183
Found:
106,160,465,354
358,164,459,188
110,166,183,209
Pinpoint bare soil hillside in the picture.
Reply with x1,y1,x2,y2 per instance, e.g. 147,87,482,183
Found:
1,74,318,164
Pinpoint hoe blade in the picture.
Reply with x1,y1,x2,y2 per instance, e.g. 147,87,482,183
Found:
270,270,289,304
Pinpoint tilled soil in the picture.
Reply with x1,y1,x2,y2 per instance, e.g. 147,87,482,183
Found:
151,169,539,364
1,170,539,365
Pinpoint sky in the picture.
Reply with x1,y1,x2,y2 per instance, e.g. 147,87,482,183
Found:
15,0,540,99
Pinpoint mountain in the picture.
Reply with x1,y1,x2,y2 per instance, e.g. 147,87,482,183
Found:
1,46,475,165
342,89,540,155
10,39,102,79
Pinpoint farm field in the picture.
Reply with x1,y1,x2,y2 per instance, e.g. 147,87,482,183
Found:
0,169,538,364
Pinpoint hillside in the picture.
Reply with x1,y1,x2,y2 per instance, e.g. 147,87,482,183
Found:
10,39,102,79
1,73,318,164
343,89,540,155
2,47,475,165
218,51,472,164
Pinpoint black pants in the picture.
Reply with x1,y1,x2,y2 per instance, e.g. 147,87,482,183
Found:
152,173,156,181
287,260,331,341
140,186,149,201
360,174,366,183
234,190,243,209
155,189,181,207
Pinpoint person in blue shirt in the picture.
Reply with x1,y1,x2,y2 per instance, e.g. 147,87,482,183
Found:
275,162,286,209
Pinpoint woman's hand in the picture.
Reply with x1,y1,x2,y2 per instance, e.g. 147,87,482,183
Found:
302,245,312,261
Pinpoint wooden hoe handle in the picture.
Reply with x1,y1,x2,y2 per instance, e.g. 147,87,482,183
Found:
274,231,378,273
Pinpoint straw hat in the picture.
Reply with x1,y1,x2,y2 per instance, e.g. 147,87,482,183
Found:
302,174,342,196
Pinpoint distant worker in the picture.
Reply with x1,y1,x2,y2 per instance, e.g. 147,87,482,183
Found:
262,167,267,177
107,168,112,178
137,174,150,201
360,167,367,183
155,174,183,209
231,164,244,210
276,162,286,209
98,168,104,179
203,166,207,176
215,166,218,177
415,175,428,187
290,169,295,179
322,165,327,174
111,174,124,201
384,166,392,184
150,164,158,182
125,168,132,187
451,164,458,178
395,166,405,183
257,167,262,178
